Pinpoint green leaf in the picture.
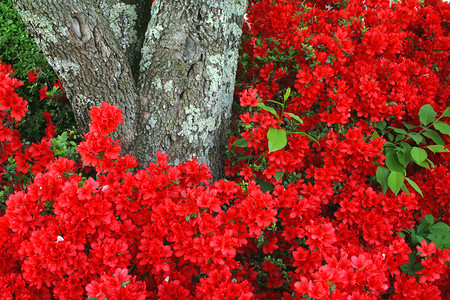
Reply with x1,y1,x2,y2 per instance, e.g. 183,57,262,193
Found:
430,222,450,236
401,183,410,195
407,132,424,145
433,121,450,135
427,145,449,153
376,166,390,194
419,104,437,126
405,177,423,197
422,129,445,145
267,127,287,153
120,280,131,288
274,171,284,181
290,131,320,145
395,134,406,143
400,253,416,275
441,107,450,117
424,214,435,226
427,234,444,249
372,130,380,139
236,155,255,162
257,102,279,118
284,112,303,124
389,126,407,135
255,176,275,193
403,122,417,130
411,147,427,164
385,149,406,173
443,235,450,248
374,121,387,131
233,138,248,148
426,158,435,169
284,88,291,101
388,171,405,195
268,100,284,106
417,222,428,236
411,232,426,245
384,141,396,148
397,148,412,167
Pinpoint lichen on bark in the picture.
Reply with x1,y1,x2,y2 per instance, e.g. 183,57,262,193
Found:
11,0,248,179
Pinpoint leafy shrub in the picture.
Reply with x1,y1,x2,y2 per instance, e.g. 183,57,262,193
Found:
0,0,76,143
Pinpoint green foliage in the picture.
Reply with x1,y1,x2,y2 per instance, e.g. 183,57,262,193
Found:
0,0,77,143
256,88,317,154
231,88,318,189
50,130,80,161
267,127,287,153
375,105,450,196
400,214,450,276
0,0,48,79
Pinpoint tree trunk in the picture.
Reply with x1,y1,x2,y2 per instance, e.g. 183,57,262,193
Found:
11,0,247,179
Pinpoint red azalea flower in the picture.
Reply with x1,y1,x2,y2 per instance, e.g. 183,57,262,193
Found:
239,88,259,107
417,240,436,257
54,79,63,89
28,70,38,84
39,86,48,100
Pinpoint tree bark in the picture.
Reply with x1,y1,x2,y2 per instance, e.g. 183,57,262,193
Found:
11,0,247,179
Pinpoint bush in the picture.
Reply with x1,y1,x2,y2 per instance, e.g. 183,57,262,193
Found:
1,0,450,298
0,0,76,143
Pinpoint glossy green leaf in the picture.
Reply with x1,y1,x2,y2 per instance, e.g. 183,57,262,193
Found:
385,149,406,173
426,158,435,169
274,172,284,182
423,129,445,145
376,166,390,194
233,138,248,148
397,148,411,167
268,100,283,106
405,177,424,197
419,104,437,126
416,159,430,169
267,127,287,153
372,130,380,139
401,183,410,195
290,131,320,145
427,145,450,153
407,132,424,145
433,121,450,135
389,126,407,135
411,147,427,164
257,102,278,118
441,107,450,117
284,112,303,124
403,122,416,130
388,171,404,195
284,88,291,101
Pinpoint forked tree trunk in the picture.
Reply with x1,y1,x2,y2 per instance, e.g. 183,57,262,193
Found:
11,0,248,178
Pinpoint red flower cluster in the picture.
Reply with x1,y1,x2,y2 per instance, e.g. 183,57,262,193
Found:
227,0,450,298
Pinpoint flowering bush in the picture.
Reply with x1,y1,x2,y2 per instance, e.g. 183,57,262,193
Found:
1,0,450,299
